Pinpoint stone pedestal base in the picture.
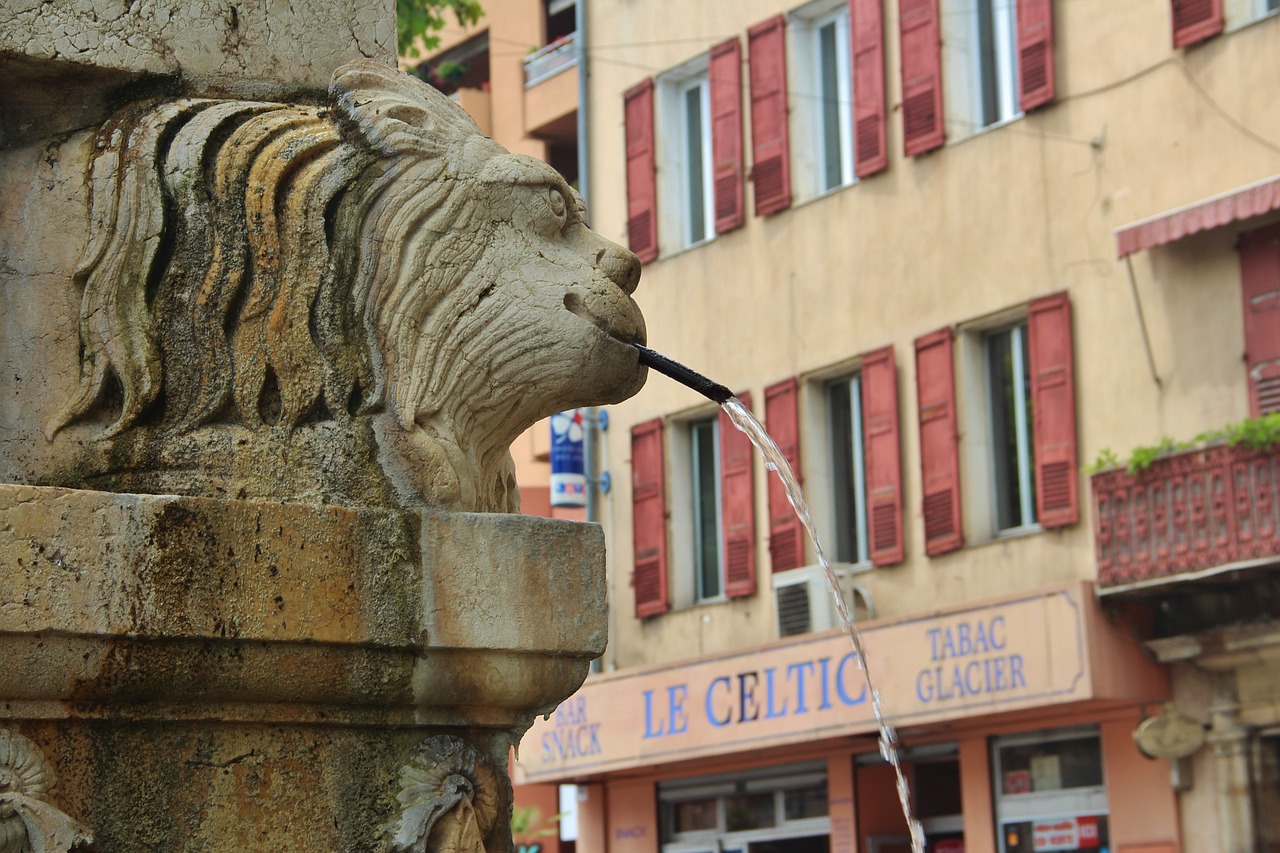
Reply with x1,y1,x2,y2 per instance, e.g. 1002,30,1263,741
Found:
0,484,605,851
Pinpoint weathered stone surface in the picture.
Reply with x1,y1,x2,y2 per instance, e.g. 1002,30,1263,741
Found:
0,61,647,514
0,483,606,848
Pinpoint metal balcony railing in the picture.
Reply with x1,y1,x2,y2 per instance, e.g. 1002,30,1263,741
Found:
1092,443,1280,589
524,32,578,87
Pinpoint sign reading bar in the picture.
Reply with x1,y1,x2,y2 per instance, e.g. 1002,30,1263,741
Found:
518,585,1101,782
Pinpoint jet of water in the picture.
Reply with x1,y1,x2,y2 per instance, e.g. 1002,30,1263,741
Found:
634,344,924,853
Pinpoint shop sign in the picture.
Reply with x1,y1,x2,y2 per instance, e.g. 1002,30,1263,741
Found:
550,409,587,507
1033,816,1099,851
518,584,1129,782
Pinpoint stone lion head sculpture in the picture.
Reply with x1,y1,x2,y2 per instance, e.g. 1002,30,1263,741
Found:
38,60,647,512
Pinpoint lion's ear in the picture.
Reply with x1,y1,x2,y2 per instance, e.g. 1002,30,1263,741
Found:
330,60,482,155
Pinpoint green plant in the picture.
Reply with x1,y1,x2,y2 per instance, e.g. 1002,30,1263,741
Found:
398,0,484,58
511,806,562,838
1084,413,1280,476
1226,412,1280,450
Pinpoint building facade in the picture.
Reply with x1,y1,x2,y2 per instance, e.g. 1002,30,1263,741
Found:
420,1,1280,851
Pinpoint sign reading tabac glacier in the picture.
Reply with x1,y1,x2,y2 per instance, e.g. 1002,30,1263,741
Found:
517,585,1102,782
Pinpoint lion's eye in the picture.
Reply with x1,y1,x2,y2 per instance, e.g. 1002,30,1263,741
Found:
547,188,567,222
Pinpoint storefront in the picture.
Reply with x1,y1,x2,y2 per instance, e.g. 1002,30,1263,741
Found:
515,583,1181,853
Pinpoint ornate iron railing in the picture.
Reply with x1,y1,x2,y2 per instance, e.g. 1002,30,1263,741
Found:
1092,444,1280,588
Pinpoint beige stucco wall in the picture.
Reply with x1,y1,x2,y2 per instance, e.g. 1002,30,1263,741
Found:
585,0,1280,669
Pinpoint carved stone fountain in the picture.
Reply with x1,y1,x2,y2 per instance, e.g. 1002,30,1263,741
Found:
0,5,646,850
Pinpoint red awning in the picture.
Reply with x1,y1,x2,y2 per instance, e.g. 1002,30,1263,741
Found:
1115,174,1280,258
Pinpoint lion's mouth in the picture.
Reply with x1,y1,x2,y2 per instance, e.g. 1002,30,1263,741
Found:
563,291,646,346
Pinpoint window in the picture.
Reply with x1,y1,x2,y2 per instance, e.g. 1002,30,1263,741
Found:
992,729,1109,853
690,416,723,601
659,59,715,250
941,0,1020,138
826,374,870,564
790,2,855,199
1226,0,1279,30
948,294,1078,545
660,763,829,853
985,323,1037,533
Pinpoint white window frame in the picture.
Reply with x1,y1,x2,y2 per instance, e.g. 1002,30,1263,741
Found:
788,0,855,201
658,56,715,253
957,308,1040,541
1226,0,1280,29
668,410,724,608
940,0,1021,141
825,372,871,566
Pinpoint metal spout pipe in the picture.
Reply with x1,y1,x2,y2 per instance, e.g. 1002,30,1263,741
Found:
634,344,734,404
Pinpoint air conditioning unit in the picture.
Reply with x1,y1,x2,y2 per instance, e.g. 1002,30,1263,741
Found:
773,564,874,638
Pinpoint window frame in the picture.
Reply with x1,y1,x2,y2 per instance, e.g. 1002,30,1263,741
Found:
957,307,1042,541
825,372,872,567
1226,0,1280,30
660,763,831,850
668,410,726,609
658,56,715,254
983,322,1037,534
940,0,1022,141
690,415,724,602
788,0,856,201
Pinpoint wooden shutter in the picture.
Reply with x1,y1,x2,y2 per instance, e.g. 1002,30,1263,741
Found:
748,16,792,216
631,418,668,617
1171,0,1224,48
1016,0,1055,112
915,328,962,555
624,79,659,264
899,0,944,157
861,347,904,565
1240,224,1280,416
710,37,745,234
1028,293,1079,528
850,0,888,177
720,391,757,598
765,378,804,572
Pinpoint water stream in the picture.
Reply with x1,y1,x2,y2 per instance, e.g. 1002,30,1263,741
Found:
633,344,924,851
720,398,925,853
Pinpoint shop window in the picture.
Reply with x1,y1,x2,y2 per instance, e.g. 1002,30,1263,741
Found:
992,729,1109,853
658,59,716,251
789,1,855,200
941,0,1020,139
660,763,829,853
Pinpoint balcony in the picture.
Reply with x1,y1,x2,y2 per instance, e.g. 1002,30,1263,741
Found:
523,32,578,87
1092,443,1280,590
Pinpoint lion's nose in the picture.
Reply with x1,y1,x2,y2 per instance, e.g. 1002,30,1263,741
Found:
596,245,641,295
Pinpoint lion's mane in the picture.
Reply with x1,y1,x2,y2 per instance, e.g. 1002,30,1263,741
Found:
51,63,503,443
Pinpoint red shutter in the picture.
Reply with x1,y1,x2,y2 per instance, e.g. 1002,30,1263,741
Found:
631,418,668,617
748,16,792,216
1028,292,1079,528
720,391,757,598
915,327,963,555
1016,0,1055,112
899,0,944,157
710,37,745,234
850,0,888,177
1171,0,1224,48
765,378,804,572
861,346,904,565
1240,224,1280,416
624,79,659,264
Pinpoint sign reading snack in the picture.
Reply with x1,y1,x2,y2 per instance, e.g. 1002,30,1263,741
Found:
517,584,1151,782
